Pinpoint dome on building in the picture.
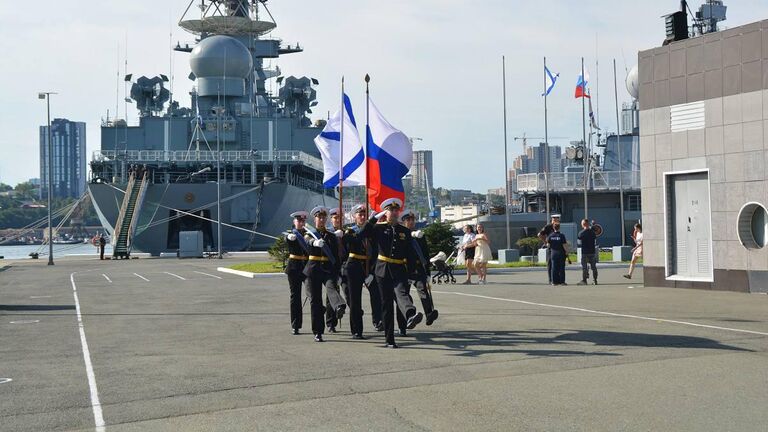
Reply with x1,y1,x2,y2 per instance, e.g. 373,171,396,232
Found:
189,35,252,79
626,64,639,100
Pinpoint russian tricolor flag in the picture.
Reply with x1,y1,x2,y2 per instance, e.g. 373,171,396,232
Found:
575,72,590,99
365,99,412,212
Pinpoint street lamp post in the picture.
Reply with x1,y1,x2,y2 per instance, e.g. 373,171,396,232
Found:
39,92,57,266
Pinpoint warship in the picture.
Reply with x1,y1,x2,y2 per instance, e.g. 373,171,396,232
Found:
88,0,337,256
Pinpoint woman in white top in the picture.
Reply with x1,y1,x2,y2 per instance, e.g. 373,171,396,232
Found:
470,223,492,284
624,223,643,279
460,225,476,284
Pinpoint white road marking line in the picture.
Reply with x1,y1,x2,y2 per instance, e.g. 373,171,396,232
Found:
70,273,106,432
30,295,52,299
10,320,40,324
0,378,11,384
194,271,222,279
102,274,112,283
432,290,768,337
164,271,186,280
133,273,149,282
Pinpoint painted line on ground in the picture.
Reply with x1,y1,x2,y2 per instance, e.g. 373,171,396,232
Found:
10,320,40,324
70,273,106,432
102,274,112,283
0,378,11,384
30,295,52,299
164,272,186,281
133,273,149,282
216,267,284,279
194,271,222,279
432,290,768,337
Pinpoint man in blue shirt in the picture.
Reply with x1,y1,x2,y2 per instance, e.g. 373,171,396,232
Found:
577,219,598,285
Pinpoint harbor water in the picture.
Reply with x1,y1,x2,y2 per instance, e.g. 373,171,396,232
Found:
0,243,113,260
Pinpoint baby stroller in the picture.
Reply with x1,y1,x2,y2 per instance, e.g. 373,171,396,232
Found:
430,250,457,284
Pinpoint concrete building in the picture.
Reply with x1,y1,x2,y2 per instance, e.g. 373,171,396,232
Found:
441,204,480,229
638,19,768,293
40,118,86,199
409,150,433,190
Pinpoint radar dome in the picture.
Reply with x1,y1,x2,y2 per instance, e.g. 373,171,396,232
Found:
189,35,252,79
626,64,639,100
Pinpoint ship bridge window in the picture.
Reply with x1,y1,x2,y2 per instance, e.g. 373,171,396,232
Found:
737,202,768,250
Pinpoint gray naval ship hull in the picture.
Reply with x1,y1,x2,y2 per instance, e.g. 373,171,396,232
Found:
89,181,337,255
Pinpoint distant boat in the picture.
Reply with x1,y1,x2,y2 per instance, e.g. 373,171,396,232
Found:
52,238,82,245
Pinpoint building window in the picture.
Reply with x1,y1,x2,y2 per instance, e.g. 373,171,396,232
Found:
737,202,768,249
627,194,641,211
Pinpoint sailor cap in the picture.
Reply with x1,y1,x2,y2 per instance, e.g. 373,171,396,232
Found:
551,214,562,219
351,204,366,215
290,211,309,219
400,208,415,221
329,207,340,216
310,206,329,217
381,197,403,210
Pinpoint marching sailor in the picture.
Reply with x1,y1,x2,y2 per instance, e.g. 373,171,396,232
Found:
401,209,439,326
284,211,309,335
340,204,373,339
325,207,347,332
303,206,346,342
360,198,423,348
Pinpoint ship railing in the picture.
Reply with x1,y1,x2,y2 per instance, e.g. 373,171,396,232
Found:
92,150,323,171
515,171,641,193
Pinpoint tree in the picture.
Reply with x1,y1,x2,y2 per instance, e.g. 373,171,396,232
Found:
0,183,12,192
14,182,37,201
424,222,457,257
268,235,289,269
516,236,541,257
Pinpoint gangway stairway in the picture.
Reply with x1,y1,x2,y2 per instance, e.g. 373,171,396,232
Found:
112,171,148,259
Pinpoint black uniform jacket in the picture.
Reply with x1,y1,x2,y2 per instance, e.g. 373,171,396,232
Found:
408,235,431,279
285,228,309,275
302,228,340,278
361,217,416,280
342,225,368,268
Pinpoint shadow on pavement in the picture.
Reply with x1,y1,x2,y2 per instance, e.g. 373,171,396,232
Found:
0,304,76,311
409,329,751,357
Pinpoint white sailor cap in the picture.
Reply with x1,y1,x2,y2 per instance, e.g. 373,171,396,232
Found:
310,206,329,217
290,211,309,220
551,214,562,219
351,204,366,215
381,197,403,210
400,208,415,221
329,207,340,216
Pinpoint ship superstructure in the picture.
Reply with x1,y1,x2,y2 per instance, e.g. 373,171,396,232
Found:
88,0,336,256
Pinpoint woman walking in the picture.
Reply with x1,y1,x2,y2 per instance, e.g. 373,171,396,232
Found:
624,223,643,279
471,224,492,284
460,225,476,284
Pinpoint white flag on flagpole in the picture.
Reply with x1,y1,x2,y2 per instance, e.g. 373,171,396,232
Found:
314,93,366,188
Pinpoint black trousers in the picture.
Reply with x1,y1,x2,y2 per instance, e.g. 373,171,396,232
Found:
343,262,365,335
376,274,414,345
412,276,434,315
307,274,329,335
324,276,347,328
366,277,382,325
99,245,105,260
546,248,552,283
550,253,566,285
286,271,304,330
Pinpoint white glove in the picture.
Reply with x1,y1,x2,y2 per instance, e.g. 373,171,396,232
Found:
412,230,424,239
375,211,387,219
287,233,297,241
304,235,313,243
364,274,374,286
334,229,344,238
313,239,325,248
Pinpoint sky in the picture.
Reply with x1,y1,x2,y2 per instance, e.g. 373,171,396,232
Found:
1,0,767,193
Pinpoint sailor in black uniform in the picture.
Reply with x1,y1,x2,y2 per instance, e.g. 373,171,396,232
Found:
303,206,346,342
325,207,346,332
361,198,423,348
284,211,309,335
401,209,439,326
340,204,372,339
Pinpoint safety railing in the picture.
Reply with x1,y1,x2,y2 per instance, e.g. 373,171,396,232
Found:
92,149,324,171
515,171,641,193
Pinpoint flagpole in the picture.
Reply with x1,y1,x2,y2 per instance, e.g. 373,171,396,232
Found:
543,56,550,221
365,74,371,215
339,76,344,225
613,59,626,246
581,57,589,220
502,55,511,250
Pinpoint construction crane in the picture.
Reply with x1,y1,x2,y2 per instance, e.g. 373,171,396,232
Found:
512,133,569,153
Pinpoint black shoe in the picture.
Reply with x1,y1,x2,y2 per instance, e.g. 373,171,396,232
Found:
593,279,598,285
336,304,346,320
314,334,324,342
399,329,407,337
327,326,338,333
385,342,399,349
374,321,384,331
406,312,423,330
352,333,366,340
292,328,299,335
426,310,439,326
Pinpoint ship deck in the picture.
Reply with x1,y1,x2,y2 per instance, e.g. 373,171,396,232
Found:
1,259,767,431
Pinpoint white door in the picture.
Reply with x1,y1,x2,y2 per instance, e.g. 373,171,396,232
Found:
667,172,713,280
